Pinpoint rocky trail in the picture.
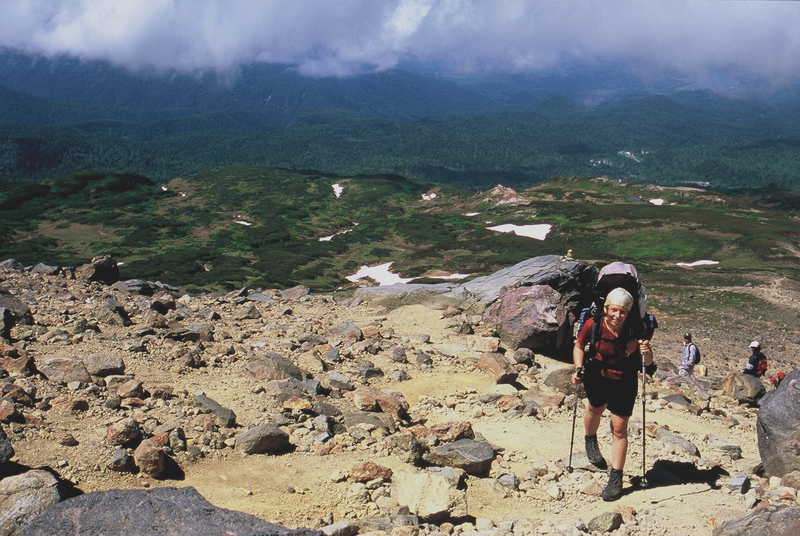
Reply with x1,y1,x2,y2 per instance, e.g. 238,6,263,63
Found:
0,256,799,536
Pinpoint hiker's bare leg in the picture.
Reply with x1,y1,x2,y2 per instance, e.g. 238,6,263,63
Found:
585,403,605,435
609,413,629,470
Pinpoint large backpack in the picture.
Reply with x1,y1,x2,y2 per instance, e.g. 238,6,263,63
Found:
755,354,768,376
575,262,657,347
690,343,701,365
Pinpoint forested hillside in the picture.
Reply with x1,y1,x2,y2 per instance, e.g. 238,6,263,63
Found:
2,50,800,190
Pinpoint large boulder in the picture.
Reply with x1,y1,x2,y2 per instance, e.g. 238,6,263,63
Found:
722,373,766,405
354,255,596,315
757,370,800,477
483,284,570,352
713,504,800,536
0,469,61,536
391,468,467,522
450,255,595,312
422,439,495,476
19,486,323,536
0,289,34,339
75,255,120,285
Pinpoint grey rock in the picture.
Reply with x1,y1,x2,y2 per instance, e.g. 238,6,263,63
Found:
236,423,291,455
707,434,742,460
322,371,354,391
246,353,305,381
107,448,136,472
587,511,623,533
0,290,34,332
194,393,237,427
0,259,24,271
353,283,459,313
722,373,766,405
328,322,363,344
388,433,426,465
0,469,61,536
320,520,359,536
713,504,800,536
280,285,310,300
450,255,595,312
96,297,132,327
19,486,323,536
29,263,59,275
656,428,700,457
83,354,125,376
75,255,120,285
423,438,495,476
37,357,92,384
662,393,691,407
0,425,15,464
757,370,800,477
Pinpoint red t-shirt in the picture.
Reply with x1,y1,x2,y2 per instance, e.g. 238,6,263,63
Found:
577,317,639,380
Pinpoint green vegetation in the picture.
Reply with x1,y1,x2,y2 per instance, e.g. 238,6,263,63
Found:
1,168,799,294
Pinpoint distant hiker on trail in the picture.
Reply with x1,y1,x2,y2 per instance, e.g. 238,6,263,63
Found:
664,332,710,399
571,287,654,502
679,332,698,377
769,371,786,389
743,341,768,377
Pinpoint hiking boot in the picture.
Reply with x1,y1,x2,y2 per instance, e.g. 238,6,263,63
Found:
602,468,624,501
584,434,607,469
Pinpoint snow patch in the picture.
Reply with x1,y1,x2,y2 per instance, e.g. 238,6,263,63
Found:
332,183,343,198
235,220,253,226
464,212,480,217
676,260,719,267
346,262,412,286
487,223,552,240
422,192,438,201
649,198,665,206
426,273,470,280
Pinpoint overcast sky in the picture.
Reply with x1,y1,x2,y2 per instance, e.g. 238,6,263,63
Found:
2,0,799,87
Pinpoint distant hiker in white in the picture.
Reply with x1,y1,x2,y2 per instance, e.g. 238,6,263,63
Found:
679,332,698,377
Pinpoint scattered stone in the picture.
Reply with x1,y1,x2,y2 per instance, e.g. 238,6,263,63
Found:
236,423,291,455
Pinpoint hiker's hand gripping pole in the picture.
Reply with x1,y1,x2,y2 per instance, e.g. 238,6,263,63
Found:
639,339,653,488
567,367,583,473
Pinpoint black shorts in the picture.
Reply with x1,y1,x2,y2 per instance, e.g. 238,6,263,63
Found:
583,367,638,417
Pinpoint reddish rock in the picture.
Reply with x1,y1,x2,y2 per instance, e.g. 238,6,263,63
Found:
350,461,393,483
106,418,140,446
134,438,167,478
37,357,92,384
428,421,475,442
117,379,144,399
0,383,35,407
476,353,518,384
49,396,90,413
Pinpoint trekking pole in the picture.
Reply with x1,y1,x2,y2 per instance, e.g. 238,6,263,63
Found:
640,358,649,488
567,391,578,473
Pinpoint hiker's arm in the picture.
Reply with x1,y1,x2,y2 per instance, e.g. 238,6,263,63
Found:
572,343,585,384
639,339,654,366
638,339,657,376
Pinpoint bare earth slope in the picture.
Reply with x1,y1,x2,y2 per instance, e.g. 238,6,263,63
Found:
2,266,800,536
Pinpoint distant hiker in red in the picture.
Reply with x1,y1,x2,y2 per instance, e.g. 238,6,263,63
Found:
769,371,786,389
571,287,654,502
743,341,768,377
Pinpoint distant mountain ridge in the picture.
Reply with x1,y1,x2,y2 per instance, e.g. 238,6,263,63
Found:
2,49,800,189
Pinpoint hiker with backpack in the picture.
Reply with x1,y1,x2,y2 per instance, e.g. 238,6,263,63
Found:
571,286,655,501
743,341,768,377
680,332,699,377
